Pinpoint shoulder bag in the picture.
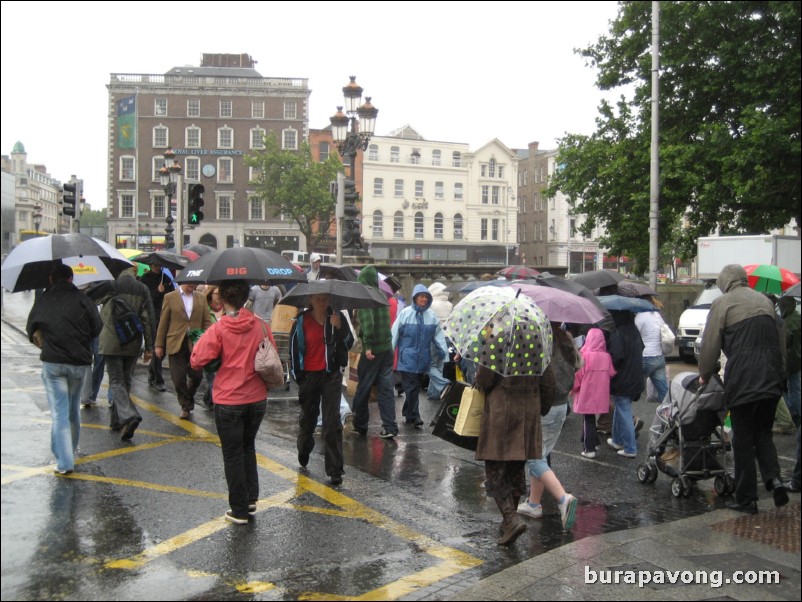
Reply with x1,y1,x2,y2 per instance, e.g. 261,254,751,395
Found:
255,319,285,389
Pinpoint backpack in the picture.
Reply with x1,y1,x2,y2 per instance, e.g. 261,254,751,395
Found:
111,296,144,344
254,319,285,389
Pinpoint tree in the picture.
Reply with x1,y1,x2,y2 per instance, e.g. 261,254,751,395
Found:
548,1,801,271
246,132,342,251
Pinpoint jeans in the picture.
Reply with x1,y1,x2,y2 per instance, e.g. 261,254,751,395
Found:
527,404,568,479
42,362,89,472
81,336,105,404
642,355,669,403
729,398,782,504
215,400,266,519
352,349,398,435
427,354,450,400
612,395,637,454
298,371,344,477
786,370,801,426
105,355,141,428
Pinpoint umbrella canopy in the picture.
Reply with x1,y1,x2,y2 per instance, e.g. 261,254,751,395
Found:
444,287,553,377
117,248,144,260
278,279,389,312
572,269,626,291
743,264,801,294
782,282,800,298
378,273,402,293
495,265,540,280
176,247,307,285
597,294,656,313
184,243,216,256
509,282,607,324
445,279,515,294
1,233,134,292
318,263,359,282
617,281,658,298
132,250,189,272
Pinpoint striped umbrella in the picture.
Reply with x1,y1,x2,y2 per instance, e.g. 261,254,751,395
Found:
743,264,800,294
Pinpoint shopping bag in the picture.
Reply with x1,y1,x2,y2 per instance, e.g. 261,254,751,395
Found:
660,321,676,356
431,381,477,451
454,386,485,437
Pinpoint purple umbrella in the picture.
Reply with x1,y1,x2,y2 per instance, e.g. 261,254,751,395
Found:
509,283,607,325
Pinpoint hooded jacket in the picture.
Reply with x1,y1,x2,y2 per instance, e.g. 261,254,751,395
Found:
699,264,783,408
289,307,354,380
356,266,393,354
91,269,156,357
391,283,448,373
608,310,645,398
428,282,453,327
190,308,268,405
572,328,616,414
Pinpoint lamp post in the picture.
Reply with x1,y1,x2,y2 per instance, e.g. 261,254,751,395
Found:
33,205,42,237
159,147,182,250
329,76,378,254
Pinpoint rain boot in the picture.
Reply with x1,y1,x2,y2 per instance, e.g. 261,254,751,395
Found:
495,495,527,546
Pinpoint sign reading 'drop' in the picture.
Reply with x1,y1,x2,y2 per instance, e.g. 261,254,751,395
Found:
266,268,294,275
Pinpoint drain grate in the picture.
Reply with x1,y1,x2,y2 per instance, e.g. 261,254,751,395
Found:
710,501,800,553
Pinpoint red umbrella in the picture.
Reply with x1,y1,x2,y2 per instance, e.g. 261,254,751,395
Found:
743,264,800,294
495,265,540,280
181,249,200,262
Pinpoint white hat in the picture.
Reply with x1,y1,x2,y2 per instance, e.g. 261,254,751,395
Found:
310,253,321,263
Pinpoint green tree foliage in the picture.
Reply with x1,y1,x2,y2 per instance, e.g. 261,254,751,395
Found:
548,1,801,270
246,132,342,250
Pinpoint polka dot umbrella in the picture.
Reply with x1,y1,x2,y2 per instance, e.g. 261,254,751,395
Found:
443,286,553,377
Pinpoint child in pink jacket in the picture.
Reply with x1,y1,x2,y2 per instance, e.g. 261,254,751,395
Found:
572,328,616,459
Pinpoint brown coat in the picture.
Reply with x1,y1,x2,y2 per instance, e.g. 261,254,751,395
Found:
155,289,212,355
474,364,556,462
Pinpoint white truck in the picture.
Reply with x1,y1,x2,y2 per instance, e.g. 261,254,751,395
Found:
677,234,801,361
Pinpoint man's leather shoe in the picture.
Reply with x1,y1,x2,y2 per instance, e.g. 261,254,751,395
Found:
180,409,190,419
298,451,309,468
121,418,141,441
725,500,758,514
784,480,801,493
768,478,789,507
330,474,343,486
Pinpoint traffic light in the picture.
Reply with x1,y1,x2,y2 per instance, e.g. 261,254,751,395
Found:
62,181,77,217
188,183,205,226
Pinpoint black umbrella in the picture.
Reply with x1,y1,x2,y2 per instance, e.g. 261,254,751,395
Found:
176,247,307,285
617,281,657,298
184,243,216,256
131,250,188,272
571,269,626,291
318,263,359,282
278,280,389,312
1,233,133,292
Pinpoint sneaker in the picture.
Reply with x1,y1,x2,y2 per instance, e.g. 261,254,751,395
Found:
617,449,637,458
248,503,257,515
559,494,578,530
580,450,597,459
54,468,74,475
633,418,644,437
517,501,543,519
120,418,141,441
379,430,396,439
607,438,624,451
225,510,249,525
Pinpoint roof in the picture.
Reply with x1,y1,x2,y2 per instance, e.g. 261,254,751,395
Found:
165,66,264,78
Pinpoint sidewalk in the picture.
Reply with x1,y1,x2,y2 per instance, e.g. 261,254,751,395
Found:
448,498,799,601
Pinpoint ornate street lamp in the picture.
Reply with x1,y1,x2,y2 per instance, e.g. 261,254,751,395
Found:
33,204,42,236
159,147,182,250
329,76,378,253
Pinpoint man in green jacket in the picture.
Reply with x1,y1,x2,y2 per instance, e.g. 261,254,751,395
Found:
351,266,398,439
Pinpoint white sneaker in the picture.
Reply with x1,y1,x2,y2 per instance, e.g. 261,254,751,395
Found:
559,494,578,530
517,501,543,519
607,438,624,450
580,450,597,459
617,449,637,458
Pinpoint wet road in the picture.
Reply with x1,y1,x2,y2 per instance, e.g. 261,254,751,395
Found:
1,291,797,600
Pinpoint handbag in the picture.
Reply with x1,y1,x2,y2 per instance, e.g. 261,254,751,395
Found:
431,381,478,451
255,319,285,389
660,321,676,356
454,386,485,437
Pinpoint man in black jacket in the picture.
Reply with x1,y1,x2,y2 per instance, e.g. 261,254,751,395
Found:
27,264,103,474
606,310,645,459
699,264,788,513
140,263,174,392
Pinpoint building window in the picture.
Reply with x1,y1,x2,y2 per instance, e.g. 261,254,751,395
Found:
319,142,329,161
434,213,444,239
498,165,505,179
218,195,232,220
454,183,463,201
452,151,461,167
252,101,264,119
372,210,383,238
220,100,232,118
435,182,444,200
394,212,404,238
187,99,200,117
120,194,134,219
185,157,200,181
282,129,298,150
411,148,421,164
454,213,463,239
153,126,168,148
432,149,441,166
414,212,424,239
218,127,233,148
250,197,264,220
251,128,266,149
186,126,200,148
155,98,167,116
481,218,488,241
415,180,424,197
218,158,233,183
120,156,135,181
373,177,383,196
481,185,489,204
249,166,262,181
481,164,487,178
152,156,163,181
570,218,577,238
492,186,500,205
153,194,167,219
390,146,399,163
489,159,496,178
394,179,404,197
284,101,297,119
368,144,378,161
492,219,500,241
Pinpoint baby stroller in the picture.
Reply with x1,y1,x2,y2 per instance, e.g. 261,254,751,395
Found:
637,371,734,498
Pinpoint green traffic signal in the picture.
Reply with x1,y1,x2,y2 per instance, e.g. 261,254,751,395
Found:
188,183,205,226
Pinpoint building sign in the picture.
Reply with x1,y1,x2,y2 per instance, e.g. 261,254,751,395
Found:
247,229,291,235
173,148,244,156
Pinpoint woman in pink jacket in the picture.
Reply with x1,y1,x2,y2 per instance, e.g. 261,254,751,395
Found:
572,328,616,459
190,279,272,525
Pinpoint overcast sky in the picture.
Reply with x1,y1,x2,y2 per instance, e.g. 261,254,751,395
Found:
1,1,621,209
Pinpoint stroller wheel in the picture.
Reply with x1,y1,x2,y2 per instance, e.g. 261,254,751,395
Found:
714,475,727,496
648,464,659,483
671,477,684,498
637,464,650,484
681,476,693,497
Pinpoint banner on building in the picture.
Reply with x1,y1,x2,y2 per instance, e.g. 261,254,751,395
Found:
117,95,136,149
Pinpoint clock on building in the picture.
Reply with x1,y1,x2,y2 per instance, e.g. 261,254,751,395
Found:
202,164,216,178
